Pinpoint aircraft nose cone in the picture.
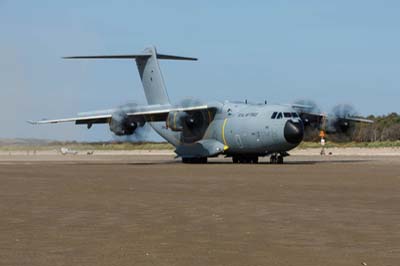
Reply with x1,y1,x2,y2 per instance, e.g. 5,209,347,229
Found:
284,120,304,144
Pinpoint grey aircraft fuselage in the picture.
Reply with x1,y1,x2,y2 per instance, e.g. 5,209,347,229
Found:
151,102,303,156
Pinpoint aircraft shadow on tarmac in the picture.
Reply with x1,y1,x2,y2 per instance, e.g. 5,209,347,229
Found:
100,159,371,166
53,158,371,166
206,159,371,165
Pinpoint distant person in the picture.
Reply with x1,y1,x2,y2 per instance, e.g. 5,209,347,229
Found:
320,137,326,156
319,130,326,156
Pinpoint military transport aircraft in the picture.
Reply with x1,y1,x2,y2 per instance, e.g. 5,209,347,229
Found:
29,46,372,164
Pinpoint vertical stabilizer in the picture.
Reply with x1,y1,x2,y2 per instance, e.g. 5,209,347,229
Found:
136,47,170,105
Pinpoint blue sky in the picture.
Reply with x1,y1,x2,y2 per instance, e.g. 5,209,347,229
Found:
1,0,399,141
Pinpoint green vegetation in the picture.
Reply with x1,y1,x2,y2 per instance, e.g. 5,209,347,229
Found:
352,112,400,142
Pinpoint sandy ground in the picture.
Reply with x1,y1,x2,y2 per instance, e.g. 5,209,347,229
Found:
0,153,399,266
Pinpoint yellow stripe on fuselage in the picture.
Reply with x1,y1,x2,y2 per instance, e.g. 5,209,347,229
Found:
222,118,228,146
207,110,212,123
173,112,177,129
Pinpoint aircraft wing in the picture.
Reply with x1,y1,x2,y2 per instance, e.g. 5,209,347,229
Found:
298,111,374,124
28,105,215,125
27,114,112,125
125,105,212,121
341,116,374,123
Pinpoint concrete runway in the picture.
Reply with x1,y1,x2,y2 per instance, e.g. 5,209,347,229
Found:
0,154,399,266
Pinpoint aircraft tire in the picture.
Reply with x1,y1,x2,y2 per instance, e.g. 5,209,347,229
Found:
251,156,259,164
232,156,239,164
239,157,248,164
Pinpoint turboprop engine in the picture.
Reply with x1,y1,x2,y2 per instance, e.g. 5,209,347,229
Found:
166,111,187,131
109,112,139,136
294,100,361,135
324,104,357,134
166,110,210,143
325,117,351,134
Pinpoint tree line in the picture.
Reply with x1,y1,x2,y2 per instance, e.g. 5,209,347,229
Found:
352,112,400,142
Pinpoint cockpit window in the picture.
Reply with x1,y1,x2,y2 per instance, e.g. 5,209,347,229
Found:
284,112,291,118
272,112,299,119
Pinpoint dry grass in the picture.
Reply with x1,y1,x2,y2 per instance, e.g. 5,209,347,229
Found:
298,140,400,149
0,142,174,151
0,140,399,151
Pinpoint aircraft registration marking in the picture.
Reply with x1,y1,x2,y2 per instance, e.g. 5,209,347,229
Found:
238,112,258,117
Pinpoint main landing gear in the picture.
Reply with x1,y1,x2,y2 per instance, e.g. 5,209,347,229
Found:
270,153,284,164
232,155,259,164
182,157,208,164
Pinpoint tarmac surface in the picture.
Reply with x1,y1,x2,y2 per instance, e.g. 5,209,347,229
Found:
0,154,399,266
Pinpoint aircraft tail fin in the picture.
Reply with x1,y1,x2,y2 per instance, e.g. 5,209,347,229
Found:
64,46,197,105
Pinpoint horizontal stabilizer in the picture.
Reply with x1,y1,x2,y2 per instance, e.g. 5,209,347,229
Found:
63,53,197,61
63,54,151,59
156,53,197,61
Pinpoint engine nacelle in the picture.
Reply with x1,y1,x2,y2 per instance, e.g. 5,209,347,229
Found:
325,118,351,134
166,111,187,131
109,113,138,136
166,110,210,143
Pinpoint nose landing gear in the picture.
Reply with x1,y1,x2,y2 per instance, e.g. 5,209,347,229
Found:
270,153,284,164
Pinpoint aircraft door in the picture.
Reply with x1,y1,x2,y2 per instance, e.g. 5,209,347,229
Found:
261,125,277,146
235,134,243,148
